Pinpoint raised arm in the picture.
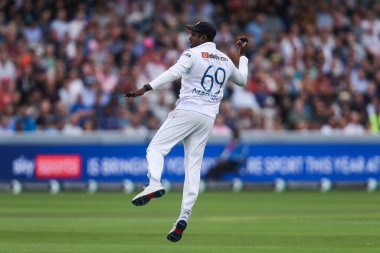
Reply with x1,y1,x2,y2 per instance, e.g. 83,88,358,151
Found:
230,36,249,87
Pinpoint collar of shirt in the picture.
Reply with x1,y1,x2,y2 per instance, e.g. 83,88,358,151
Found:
194,42,216,49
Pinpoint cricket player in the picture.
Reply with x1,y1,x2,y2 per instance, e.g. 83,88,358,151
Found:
124,21,249,242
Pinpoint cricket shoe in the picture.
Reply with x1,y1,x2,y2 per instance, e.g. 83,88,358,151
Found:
131,184,165,206
167,220,187,242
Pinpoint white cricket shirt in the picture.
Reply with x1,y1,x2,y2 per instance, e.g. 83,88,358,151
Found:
149,42,248,119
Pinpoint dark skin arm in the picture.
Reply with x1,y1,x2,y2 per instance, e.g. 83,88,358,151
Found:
124,84,152,100
125,36,248,100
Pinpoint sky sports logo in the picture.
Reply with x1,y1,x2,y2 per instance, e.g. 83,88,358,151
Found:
35,154,82,179
201,52,228,61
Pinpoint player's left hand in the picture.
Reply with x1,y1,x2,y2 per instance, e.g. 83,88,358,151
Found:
237,36,248,46
237,36,248,56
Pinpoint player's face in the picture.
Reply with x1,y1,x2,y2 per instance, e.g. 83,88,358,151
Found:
189,31,205,48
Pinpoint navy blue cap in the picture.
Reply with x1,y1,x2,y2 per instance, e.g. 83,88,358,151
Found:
185,21,216,40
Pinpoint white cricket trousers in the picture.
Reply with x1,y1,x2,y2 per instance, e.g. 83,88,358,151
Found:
146,109,214,220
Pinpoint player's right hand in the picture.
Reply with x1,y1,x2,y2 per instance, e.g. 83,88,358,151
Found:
124,89,145,100
124,91,137,99
124,84,152,100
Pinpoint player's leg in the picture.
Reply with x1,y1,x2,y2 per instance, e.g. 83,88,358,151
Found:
146,110,195,185
167,112,214,242
180,116,213,220
132,110,193,206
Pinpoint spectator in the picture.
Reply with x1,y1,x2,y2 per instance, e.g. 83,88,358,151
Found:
50,8,69,41
36,98,54,131
0,51,16,82
231,85,260,129
23,19,43,45
15,105,36,132
68,9,87,40
0,114,15,133
368,101,380,134
124,113,148,136
343,111,365,135
287,98,311,130
62,113,83,135
211,114,232,136
0,78,13,112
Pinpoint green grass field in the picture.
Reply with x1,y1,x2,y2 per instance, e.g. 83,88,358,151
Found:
0,191,379,253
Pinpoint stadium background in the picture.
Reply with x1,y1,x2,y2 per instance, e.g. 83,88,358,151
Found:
0,1,380,253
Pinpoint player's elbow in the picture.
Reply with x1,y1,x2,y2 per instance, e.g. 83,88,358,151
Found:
236,77,247,87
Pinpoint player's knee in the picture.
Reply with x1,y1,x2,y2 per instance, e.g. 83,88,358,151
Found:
147,144,167,156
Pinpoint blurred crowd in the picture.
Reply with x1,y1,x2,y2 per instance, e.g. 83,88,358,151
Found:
0,0,380,135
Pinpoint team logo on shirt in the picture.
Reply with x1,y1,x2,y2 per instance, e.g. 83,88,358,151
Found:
201,52,228,61
201,52,209,58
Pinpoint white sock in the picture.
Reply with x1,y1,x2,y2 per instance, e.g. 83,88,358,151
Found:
177,208,192,222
